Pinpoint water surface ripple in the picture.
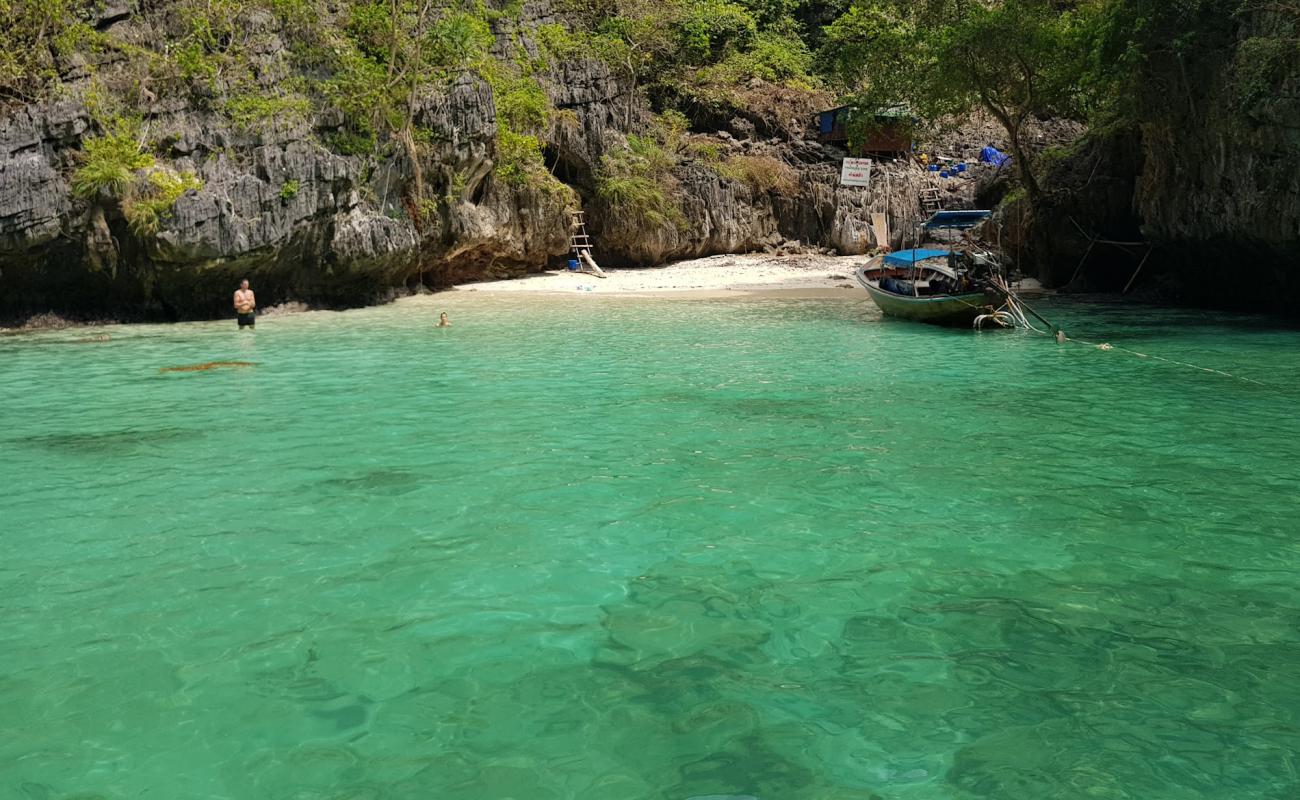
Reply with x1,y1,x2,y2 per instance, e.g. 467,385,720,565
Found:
3,295,1299,799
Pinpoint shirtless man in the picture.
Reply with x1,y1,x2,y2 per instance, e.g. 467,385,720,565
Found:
437,312,451,327
233,279,256,329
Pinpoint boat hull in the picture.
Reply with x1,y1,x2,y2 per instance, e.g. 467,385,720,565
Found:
862,283,991,325
855,259,995,326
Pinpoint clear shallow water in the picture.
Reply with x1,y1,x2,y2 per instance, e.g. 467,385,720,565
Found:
2,294,1300,800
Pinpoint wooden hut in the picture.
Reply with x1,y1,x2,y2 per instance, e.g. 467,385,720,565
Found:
816,105,913,157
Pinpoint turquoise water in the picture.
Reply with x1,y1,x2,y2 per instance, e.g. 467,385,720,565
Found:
3,294,1300,800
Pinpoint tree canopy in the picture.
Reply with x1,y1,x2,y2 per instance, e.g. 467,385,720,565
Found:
819,0,1100,201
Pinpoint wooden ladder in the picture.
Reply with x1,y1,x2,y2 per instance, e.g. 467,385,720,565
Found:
569,210,593,260
919,187,944,214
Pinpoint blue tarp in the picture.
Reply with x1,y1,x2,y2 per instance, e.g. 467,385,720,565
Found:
979,145,1010,167
923,210,993,230
819,111,835,135
884,248,949,266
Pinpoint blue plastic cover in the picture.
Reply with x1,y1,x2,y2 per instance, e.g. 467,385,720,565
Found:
884,248,949,266
979,145,1010,167
819,112,834,134
923,210,992,230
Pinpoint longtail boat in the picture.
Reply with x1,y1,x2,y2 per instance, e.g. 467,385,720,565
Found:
855,210,1005,326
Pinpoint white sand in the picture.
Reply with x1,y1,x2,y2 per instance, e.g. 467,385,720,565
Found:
455,253,869,297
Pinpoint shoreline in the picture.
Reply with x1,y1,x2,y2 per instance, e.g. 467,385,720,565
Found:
456,253,866,297
2,251,1065,333
0,253,871,332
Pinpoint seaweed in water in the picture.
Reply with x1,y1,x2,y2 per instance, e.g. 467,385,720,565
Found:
319,469,423,496
159,361,258,373
17,428,198,454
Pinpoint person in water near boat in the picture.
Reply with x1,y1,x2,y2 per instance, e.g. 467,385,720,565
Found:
234,279,256,328
437,312,451,327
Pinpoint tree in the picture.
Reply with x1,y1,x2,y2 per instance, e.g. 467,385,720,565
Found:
820,0,1094,203
330,0,493,203
594,0,687,126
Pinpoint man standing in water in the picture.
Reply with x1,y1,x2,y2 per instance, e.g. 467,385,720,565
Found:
233,279,256,329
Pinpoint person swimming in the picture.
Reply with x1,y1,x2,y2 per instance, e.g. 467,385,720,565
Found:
437,312,451,327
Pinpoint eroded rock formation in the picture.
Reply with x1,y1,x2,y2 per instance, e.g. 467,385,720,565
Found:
0,0,944,320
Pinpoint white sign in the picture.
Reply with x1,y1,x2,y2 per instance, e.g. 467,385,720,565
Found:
840,157,873,188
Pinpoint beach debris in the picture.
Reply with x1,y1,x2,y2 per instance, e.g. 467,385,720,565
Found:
160,360,258,373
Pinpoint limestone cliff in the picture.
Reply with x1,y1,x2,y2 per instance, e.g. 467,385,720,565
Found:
1016,3,1300,310
0,0,937,320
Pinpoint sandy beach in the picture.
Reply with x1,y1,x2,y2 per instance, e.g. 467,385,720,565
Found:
456,253,869,297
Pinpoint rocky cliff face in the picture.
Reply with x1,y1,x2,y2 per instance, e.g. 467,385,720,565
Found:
0,0,942,321
1017,4,1300,310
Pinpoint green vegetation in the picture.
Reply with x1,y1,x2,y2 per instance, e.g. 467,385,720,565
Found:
597,128,686,230
0,0,79,100
223,93,312,132
819,0,1096,202
72,120,155,199
69,117,201,236
280,179,300,200
4,0,1289,233
552,0,823,123
122,168,204,235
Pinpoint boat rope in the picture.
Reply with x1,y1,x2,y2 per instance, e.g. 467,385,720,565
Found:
1057,334,1267,386
980,277,1266,385
864,263,1266,386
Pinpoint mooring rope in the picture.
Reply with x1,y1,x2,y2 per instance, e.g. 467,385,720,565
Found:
866,267,1268,387
1057,333,1267,386
989,280,1268,386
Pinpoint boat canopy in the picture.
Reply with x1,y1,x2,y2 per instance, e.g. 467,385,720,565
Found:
884,248,949,266
923,210,992,230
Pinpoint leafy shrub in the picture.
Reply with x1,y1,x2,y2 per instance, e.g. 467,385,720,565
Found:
687,139,724,163
686,25,817,102
677,0,757,65
330,129,377,156
428,11,494,68
537,23,586,60
324,48,395,133
267,0,317,30
626,134,675,177
174,41,219,83
0,0,76,99
654,110,691,153
346,1,393,61
122,167,204,235
739,27,813,83
494,126,544,186
494,76,550,135
1233,35,1294,113
223,93,312,132
596,173,682,229
72,120,155,199
280,179,300,200
596,134,685,230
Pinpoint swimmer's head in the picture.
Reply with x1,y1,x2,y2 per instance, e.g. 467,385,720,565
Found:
439,312,448,321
